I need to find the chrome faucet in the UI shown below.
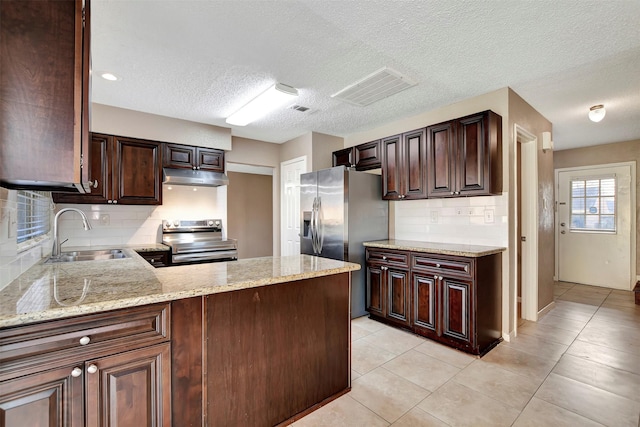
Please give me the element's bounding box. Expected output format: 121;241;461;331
51;208;92;257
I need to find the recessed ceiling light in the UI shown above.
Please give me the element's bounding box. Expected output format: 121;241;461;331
100;72;121;82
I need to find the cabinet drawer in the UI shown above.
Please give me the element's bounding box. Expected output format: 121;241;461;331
367;249;409;268
0;303;170;366
412;255;472;277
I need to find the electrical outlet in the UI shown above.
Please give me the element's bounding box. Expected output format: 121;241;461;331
484;209;495;223
456;209;463;216
430;211;438;223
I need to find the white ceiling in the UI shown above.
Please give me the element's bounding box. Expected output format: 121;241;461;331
91;0;640;150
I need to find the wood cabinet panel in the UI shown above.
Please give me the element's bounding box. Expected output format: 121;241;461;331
366;265;385;317
426;122;456;197
163;144;194;169
387;269;410;326
114;137;162;205
367;249;409;268
382;135;402;199
197;147;224;172
442;279;471;344
205;275;349;426
0;364;84;427
354;140;382;170
402;129;428;199
332;147;355;168
412;273;437;336
85;343;171;427
0;0;90;191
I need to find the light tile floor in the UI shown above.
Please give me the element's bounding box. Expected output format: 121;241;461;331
292;282;640;427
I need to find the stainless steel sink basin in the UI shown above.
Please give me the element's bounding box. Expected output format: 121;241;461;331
46;249;129;263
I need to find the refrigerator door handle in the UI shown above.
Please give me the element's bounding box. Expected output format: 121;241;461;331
317;197;324;253
311;197;318;254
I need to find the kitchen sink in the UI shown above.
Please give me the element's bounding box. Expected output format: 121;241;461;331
46;249;129;263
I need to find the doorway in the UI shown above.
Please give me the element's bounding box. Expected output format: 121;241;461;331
280;156;306;256
515;125;538;326
555;162;636;290
227;169;273;259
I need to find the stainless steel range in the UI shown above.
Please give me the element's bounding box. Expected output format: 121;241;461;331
162;219;237;265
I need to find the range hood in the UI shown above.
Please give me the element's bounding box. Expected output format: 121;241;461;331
162;168;229;187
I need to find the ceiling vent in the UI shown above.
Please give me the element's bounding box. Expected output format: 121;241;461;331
331;67;417;107
289;104;310;112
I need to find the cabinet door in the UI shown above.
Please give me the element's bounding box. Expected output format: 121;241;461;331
0;0;88;190
386;268;410;327
354;140;381;171
196;147;224;172
441;278;472;345
113;137;162;205
381;135;402;200
332;147;355;168
457;111;502;196
366;264;385;317
412;272;438;337
402;129;427;199
427;121;456;197
53;133;111;204
164;144;196;169
85;343;171;427
0;364;84;427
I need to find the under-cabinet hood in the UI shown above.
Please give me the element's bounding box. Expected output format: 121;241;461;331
162;168;229;187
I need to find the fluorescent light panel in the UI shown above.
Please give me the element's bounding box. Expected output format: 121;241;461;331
226;83;298;126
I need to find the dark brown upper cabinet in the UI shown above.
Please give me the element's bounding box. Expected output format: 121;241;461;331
331;140;382;171
54;134;163;205
382;129;427;200
0;0;91;192
164;144;225;172
427;110;502;198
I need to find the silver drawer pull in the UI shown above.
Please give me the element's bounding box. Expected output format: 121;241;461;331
436;263;440;268
87;364;98;374
434;275;438;280
382;255;387;260
71;367;82;377
79;336;91;345
464;265;469;273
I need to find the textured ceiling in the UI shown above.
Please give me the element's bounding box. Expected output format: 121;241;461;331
91;0;640;149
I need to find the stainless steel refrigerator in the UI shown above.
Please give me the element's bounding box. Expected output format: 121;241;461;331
300;166;388;318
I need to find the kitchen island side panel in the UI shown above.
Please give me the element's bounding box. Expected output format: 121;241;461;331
205;273;350;426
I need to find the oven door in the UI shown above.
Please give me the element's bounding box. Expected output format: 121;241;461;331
171;250;238;264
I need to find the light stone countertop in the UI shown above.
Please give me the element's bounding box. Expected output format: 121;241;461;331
0;250;360;329
363;239;506;257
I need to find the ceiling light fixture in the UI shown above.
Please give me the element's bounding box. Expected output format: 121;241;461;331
225;83;298;126
100;72;121;81
588;104;606;122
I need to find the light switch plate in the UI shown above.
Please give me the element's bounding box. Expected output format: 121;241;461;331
484;209;495;223
430;211;438;223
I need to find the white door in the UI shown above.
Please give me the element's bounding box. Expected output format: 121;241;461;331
556;163;635;290
280;156;306;256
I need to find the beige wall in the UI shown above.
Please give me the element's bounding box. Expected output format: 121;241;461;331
554;139;640;278
227;136;280;255
227;172;273;259
312;132;344;171
280;132;312;164
91;103;232;150
508;89;554;313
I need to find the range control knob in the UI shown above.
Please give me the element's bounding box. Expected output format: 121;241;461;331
164;221;171;228
173;220;180;227
215;220;221;226
208;220;214;226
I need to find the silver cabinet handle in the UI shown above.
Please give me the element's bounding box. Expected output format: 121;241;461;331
71;367;82;377
113;200;118;204
464;265;469;273
192;166;197;170
87;364;98;374
382;255;387;260
436;263;440;268
107;200;113;204
85;180;98;188
439;276;443;280
450;191;455;195
79;336;91;345
434;275;438;280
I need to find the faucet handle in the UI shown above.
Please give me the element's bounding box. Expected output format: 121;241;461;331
60;238;69;248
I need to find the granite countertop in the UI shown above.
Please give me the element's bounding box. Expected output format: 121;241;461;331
0;250;360;328
363;239;506;257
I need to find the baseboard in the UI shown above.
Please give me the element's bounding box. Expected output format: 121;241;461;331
537;301;556;319
502;330;513;342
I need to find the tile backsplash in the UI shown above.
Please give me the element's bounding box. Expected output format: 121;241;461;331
392;194;508;247
0;185;226;290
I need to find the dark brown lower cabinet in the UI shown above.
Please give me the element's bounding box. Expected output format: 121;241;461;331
367;248;501;355
0;364;84;427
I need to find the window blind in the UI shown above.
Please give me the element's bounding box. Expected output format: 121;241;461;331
17;190;52;243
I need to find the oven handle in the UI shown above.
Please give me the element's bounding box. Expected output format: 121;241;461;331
172;251;238;263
